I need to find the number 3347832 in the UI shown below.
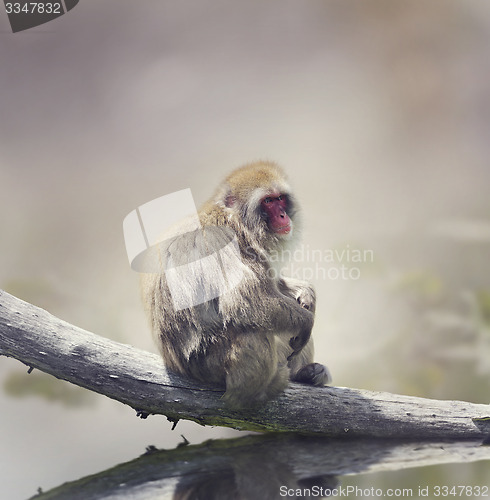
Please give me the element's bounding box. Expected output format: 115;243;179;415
5;3;62;14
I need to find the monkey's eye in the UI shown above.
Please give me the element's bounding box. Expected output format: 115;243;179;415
277;195;284;201
264;197;272;204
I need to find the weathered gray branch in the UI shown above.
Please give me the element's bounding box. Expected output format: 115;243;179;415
1;289;489;439
30;434;490;500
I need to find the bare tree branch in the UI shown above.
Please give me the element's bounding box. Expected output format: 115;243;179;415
1;289;489;439
30;434;490;500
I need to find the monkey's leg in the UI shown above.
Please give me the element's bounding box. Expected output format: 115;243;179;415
286;339;332;387
224;333;289;409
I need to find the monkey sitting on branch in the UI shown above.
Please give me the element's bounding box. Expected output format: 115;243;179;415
141;161;330;408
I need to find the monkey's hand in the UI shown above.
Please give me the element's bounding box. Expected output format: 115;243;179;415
278;278;316;313
296;287;315;312
287;327;312;360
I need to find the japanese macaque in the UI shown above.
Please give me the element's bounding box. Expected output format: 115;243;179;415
141;161;330;408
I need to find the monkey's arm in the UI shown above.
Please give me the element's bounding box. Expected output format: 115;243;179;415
147;227;315;356
221;280;314;357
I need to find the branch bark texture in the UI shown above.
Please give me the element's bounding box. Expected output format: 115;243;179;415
1;290;489;439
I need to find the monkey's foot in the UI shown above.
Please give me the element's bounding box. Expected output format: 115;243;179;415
291;363;331;386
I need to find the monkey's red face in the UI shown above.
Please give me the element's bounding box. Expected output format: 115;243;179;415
261;194;291;235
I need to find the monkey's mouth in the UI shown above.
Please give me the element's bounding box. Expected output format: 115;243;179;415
273;223;291;235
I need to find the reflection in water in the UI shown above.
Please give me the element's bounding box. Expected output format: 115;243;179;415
173;437;339;500
30;433;490;500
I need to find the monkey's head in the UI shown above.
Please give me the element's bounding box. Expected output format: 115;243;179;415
214;161;299;250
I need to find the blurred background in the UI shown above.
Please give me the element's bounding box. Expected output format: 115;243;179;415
1;1;489;498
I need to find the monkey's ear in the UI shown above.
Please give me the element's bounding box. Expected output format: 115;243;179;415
224;194;236;208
